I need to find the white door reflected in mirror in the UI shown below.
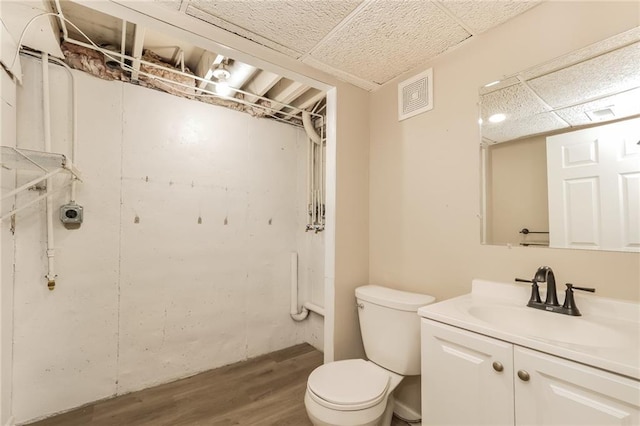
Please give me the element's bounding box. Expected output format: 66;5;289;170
547;117;640;252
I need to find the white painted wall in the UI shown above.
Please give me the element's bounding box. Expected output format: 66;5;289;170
1;67;17;426
11;56;322;423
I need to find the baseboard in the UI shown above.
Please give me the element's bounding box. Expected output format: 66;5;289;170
394;399;421;423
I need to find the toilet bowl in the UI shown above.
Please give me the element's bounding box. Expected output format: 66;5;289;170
304;359;402;426
304;285;435;426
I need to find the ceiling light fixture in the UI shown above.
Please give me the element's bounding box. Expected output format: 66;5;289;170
212;64;231;82
489;113;506;123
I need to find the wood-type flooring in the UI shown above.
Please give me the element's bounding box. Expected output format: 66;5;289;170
27;343;409;426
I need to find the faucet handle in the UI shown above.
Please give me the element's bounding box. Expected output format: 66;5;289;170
515;278;542;304
562;284;596;316
566;283;596;293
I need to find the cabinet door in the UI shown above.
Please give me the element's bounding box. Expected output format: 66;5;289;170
421;320;514;425
514;346;640;425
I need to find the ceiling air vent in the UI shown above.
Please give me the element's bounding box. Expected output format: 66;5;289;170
398;68;433;121
586;106;616;122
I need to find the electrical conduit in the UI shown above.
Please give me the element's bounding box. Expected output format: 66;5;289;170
42;53;56;289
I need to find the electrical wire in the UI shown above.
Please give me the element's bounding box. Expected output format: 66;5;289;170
1;12;60;70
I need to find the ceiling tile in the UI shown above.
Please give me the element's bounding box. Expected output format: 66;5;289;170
153;0;182;11
520;26;640;80
439;0;541;34
309;0;471;84
186;5;299;57
186;0;363;57
481;83;548;122
482;111;568;143
555;87;640;127
527;42;640;108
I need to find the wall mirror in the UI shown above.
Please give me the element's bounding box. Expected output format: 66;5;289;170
479;27;640;252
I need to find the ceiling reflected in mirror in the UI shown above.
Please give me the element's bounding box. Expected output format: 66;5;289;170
480;27;640;144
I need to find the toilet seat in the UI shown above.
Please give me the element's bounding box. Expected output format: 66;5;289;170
307;359;390;411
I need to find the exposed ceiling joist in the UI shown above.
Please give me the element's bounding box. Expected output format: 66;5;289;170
290;88;326;111
242;70;281;104
130;24;146;81
266;80;309;111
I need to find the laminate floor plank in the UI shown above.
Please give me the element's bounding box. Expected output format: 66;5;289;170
27;344;321;426
26;343;411;426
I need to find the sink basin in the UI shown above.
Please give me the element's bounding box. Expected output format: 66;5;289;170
467;305;630;348
418;279;640;380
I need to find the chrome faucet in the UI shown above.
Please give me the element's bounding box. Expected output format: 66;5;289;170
515;266;595;316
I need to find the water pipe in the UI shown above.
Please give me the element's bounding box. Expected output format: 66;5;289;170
290;252;325;322
302;111;321;145
42;53;56;290
46;55;78;202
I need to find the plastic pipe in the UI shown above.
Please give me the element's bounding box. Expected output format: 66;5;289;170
290;253;325;320
42;53;56;289
302;111;321;145
23;51;79;202
303;302;325;317
290;252;309;321
47;55;78;202
319;123;324;227
310;139;316;226
306;133;312;227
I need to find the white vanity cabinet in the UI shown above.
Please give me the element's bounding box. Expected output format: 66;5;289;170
421;319;640;426
514;346;640;425
421;320;514;425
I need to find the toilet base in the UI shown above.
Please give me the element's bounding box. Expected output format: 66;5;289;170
305;392;395;426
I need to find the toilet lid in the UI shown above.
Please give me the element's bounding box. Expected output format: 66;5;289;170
307;359;389;410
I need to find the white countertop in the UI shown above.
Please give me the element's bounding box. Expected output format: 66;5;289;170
418;279;640;380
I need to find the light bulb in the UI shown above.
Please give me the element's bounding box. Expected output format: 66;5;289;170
489;113;506;123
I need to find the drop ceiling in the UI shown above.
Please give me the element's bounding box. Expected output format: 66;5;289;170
19;0;542;125
153;0;541;89
480;27;640;143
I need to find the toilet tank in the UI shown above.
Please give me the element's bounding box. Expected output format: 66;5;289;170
356;285;435;376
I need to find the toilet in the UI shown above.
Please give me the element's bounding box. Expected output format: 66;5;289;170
305;285;435;426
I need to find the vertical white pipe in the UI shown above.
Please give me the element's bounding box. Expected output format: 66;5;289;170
290;252;298;313
320;123;325;227
61;59;77;202
313;144;320;229
42;54;56;288
311;140;316;226
307;135;312;227
44;55;78;202
290;252;309;321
